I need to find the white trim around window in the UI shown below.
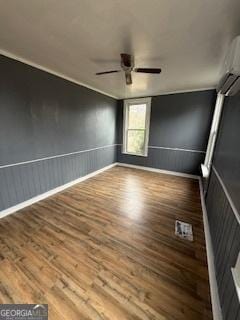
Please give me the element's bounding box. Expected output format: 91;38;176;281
201;93;225;178
122;97;151;157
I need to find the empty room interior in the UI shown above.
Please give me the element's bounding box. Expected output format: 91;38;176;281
0;1;240;319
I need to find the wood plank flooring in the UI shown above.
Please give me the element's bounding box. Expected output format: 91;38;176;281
0;166;212;320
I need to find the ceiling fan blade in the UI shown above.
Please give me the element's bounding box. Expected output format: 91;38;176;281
134;68;161;74
121;53;133;68
125;72;132;85
96;70;121;75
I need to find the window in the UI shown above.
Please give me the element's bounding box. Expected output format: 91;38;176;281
123;97;151;156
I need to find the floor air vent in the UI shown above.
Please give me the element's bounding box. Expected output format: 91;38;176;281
175;220;193;241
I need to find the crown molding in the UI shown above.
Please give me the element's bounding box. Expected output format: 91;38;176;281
0;49;118;99
0;49;216;100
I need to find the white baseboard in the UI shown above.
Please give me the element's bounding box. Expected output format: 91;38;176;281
0;159;222;320
116;162;199;179
199;179;223;320
0;162;198;219
0;163;117;219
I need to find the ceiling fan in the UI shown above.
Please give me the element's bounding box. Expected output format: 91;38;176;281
95;53;161;85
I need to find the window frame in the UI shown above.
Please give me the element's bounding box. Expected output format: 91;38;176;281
122;97;151;157
201;93;225;178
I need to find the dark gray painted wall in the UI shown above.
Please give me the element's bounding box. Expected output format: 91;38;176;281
0;55;117;164
206;170;240;320
212;96;240;213
206;95;240;320
117;91;216;174
0;54;216;213
117;146;205;175
0;55;118;211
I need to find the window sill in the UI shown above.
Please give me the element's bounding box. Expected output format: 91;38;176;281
122;151;148;158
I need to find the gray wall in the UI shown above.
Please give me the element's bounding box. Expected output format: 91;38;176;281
206;95;240;320
0;55;118;211
0;54;216;213
117;90;216;175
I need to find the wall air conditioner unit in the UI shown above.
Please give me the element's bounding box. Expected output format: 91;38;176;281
217;36;240;96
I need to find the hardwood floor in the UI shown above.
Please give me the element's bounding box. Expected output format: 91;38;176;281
0;166;212;320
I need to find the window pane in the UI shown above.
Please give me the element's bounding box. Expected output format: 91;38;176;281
128;104;146;129
127;130;145;155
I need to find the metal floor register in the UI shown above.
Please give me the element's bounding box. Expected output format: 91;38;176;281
175;220;193;241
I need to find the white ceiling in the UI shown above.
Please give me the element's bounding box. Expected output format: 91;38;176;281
1;0;240;99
